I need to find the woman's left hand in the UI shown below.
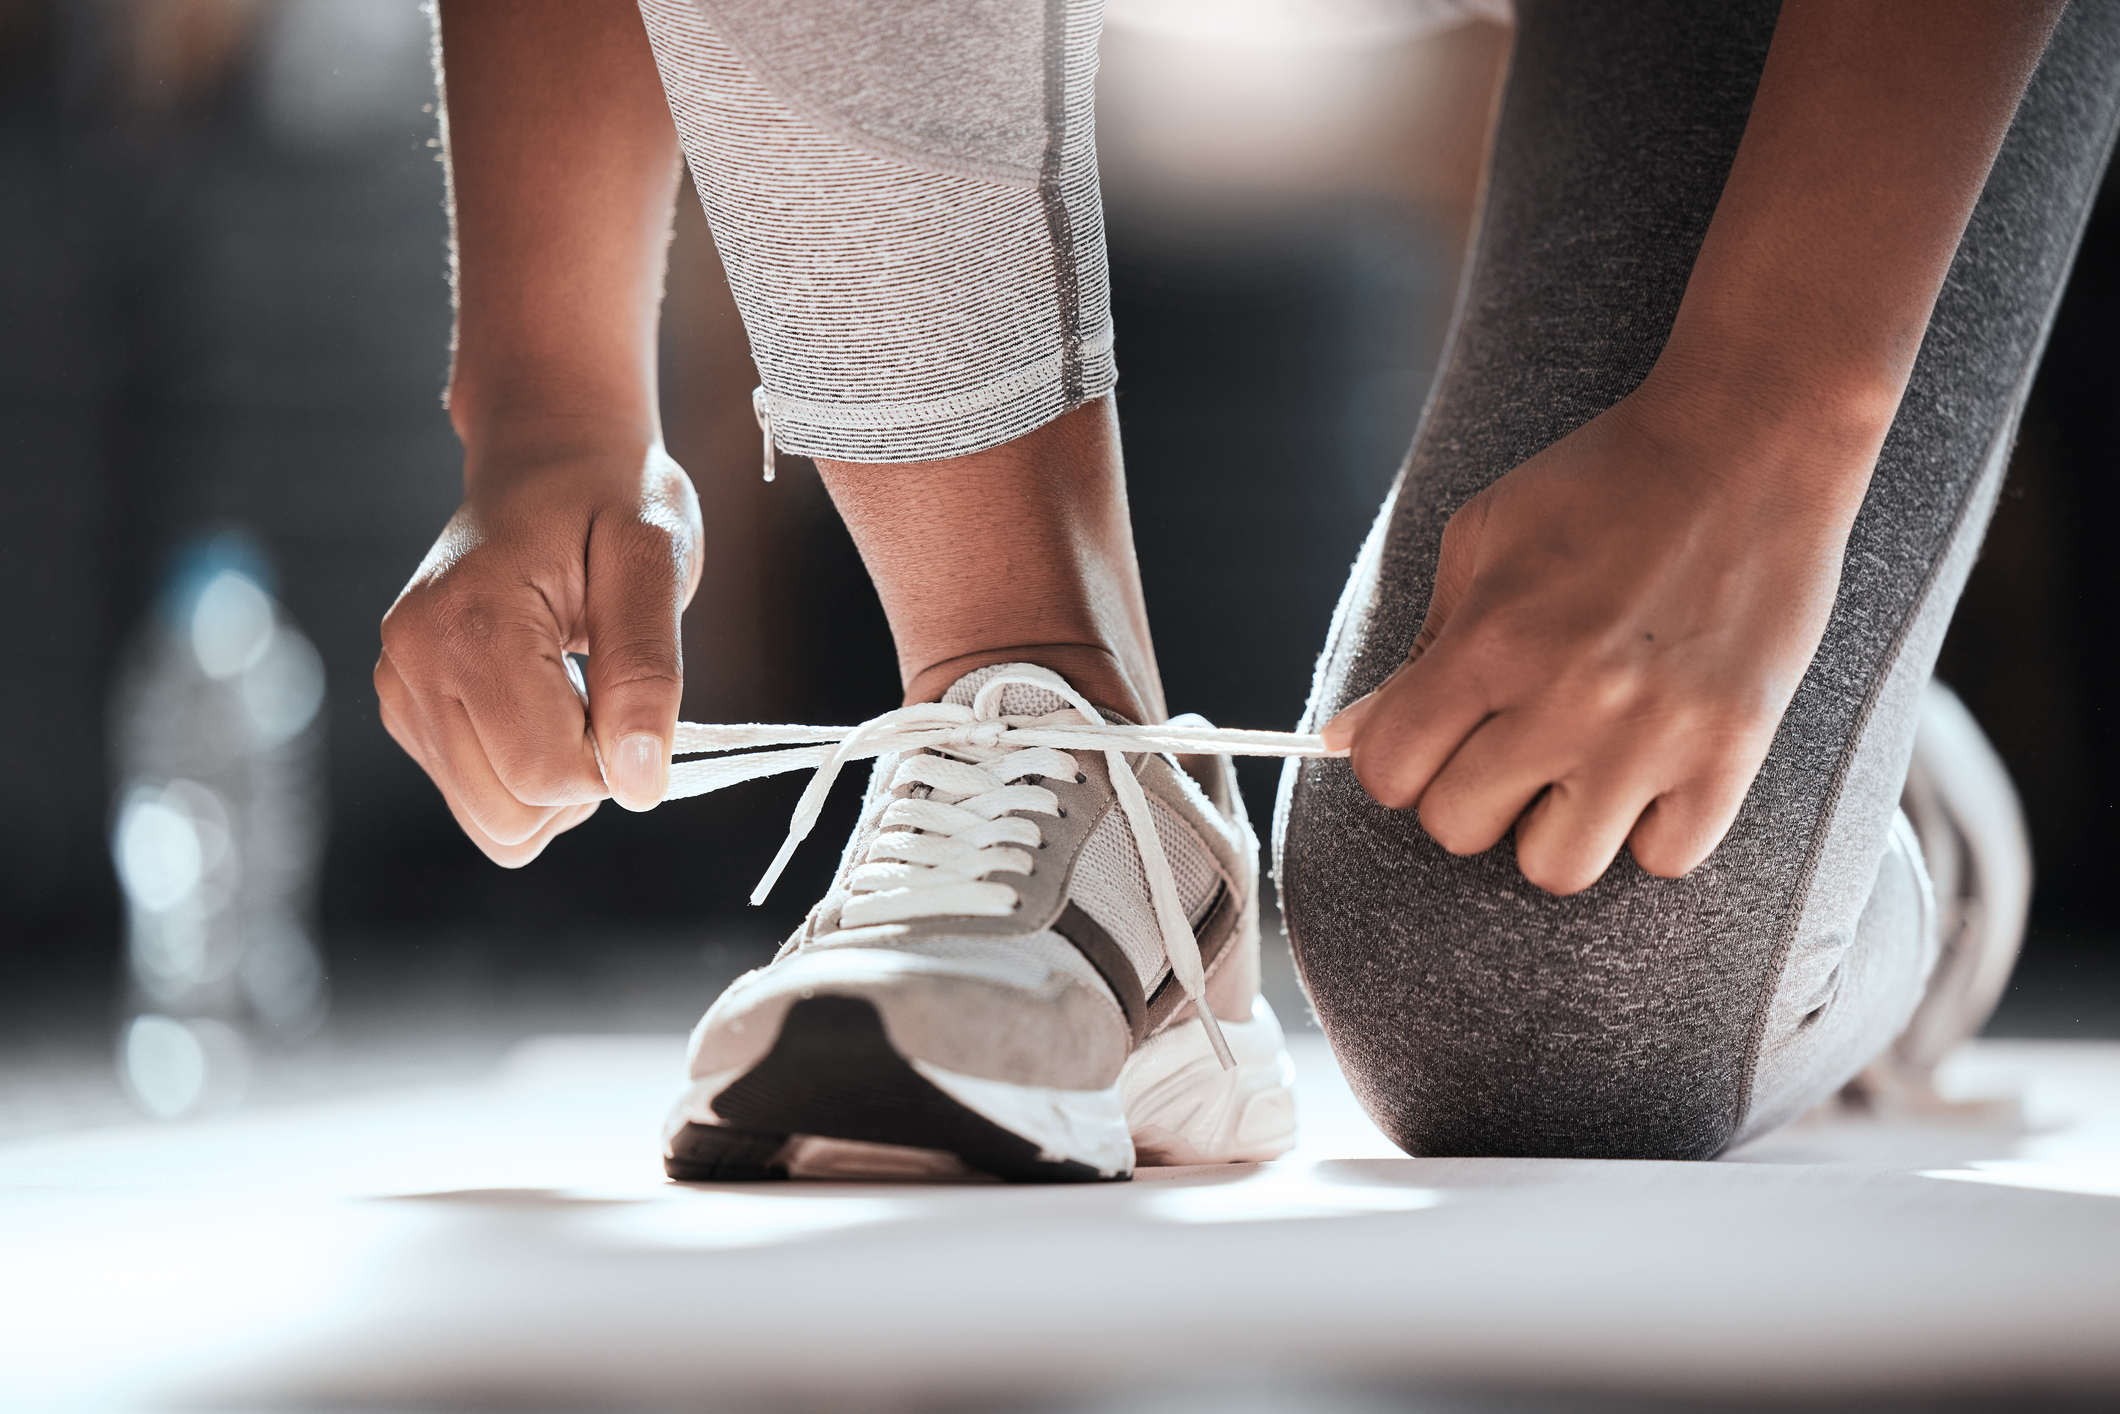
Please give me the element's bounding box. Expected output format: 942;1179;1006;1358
1322;380;1867;895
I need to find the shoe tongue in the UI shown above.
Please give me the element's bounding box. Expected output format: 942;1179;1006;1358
941;662;1078;719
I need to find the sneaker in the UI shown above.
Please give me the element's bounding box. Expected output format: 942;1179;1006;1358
1839;679;2032;1116
656;663;1325;1182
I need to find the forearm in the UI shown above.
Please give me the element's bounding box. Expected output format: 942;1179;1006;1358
437;0;681;474
1644;0;2063;511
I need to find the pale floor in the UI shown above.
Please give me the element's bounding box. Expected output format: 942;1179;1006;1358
3;1012;2118;1413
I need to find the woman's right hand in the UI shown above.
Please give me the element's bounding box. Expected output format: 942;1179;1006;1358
376;430;702;866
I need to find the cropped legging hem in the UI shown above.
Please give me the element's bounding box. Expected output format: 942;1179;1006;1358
637;0;1117;464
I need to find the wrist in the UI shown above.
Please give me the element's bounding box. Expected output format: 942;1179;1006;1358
449;351;659;466
455;405;663;497
1624;331;1897;527
1656;297;1901;423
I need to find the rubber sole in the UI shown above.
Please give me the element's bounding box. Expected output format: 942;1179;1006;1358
665;995;1123;1185
1124;995;1298;1165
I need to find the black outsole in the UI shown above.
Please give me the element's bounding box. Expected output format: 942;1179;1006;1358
665;995;1125;1185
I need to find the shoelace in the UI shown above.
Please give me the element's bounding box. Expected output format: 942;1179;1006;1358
661;665;1342;1069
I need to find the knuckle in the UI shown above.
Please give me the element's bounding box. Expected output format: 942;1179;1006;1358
376;699;417;754
610;523;681;575
478;833;545;869
1350;755;1420;812
1419;806;1489;858
467;787;572;848
1531;868;1594;897
603;503;698;577
591;635;682;681
477;818;542;851
1516;837;1597;896
1629;794;1722;879
1724;699;1786;746
384;588;530;668
483;801;596;866
1633;849;1695;881
485;738;594;809
1631;816;1715;880
585;653;683;714
490;760;578;811
377;598;428;656
1439;492;1488;548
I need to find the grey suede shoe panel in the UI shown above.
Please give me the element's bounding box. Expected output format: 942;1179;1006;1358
1276;0;2120;1160
693;960;1128;1091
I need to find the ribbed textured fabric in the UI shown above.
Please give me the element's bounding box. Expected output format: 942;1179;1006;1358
1275;0;2120;1161
637;0;1115;463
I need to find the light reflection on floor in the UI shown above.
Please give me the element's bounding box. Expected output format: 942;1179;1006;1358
1;1034;2116;1412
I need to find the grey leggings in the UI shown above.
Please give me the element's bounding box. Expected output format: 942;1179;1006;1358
638;0;1112;463
1276;0;2120;1158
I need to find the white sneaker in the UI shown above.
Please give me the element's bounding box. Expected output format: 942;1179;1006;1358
1842;680;2033;1114
657;663;1328;1182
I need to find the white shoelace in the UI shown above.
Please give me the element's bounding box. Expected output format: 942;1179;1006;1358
661;665;1342;1068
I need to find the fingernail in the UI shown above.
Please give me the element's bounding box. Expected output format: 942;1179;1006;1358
609;732;667;811
1321;692;1377;753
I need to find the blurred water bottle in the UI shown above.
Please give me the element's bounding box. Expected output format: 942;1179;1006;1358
108;529;329;1118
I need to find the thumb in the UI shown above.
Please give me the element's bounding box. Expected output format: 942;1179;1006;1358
581;517;689;812
1411;488;1490;660
1322;489;1495;752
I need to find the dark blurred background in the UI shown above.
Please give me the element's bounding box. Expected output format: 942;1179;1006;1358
1;2;2113;1119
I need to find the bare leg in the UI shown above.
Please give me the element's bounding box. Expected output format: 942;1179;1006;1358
816;395;1167;725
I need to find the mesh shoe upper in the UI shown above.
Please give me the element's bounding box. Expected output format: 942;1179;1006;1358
681;665;1265;1094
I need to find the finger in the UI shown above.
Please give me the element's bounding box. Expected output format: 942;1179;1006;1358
1511;769;1660;896
1320;690;1376;752
378;650;577;848
581;512;689;811
1341;643;1494;810
1627;761;1756;880
1328;492;1495;786
380;575;609;820
441;793;600;869
440;609;610;813
1411;489;1492;655
1409;706;1573;857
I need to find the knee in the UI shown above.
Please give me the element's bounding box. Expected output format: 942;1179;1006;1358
1329;1026;1743;1161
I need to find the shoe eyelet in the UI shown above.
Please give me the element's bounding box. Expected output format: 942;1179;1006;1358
1056;807;1067;818
1074;773;1087;784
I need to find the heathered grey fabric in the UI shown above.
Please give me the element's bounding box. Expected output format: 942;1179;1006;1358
637;0;1113;463
692;0;1052;185
1274;0;2120;1160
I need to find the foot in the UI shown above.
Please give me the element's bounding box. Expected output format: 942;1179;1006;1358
1835;680;2031;1118
661;664;1308;1182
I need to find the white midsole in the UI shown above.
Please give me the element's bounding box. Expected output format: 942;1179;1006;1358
1122;995;1298;1166
664;998;1297;1177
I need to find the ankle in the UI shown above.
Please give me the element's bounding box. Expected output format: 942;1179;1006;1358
904;643;1160;723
